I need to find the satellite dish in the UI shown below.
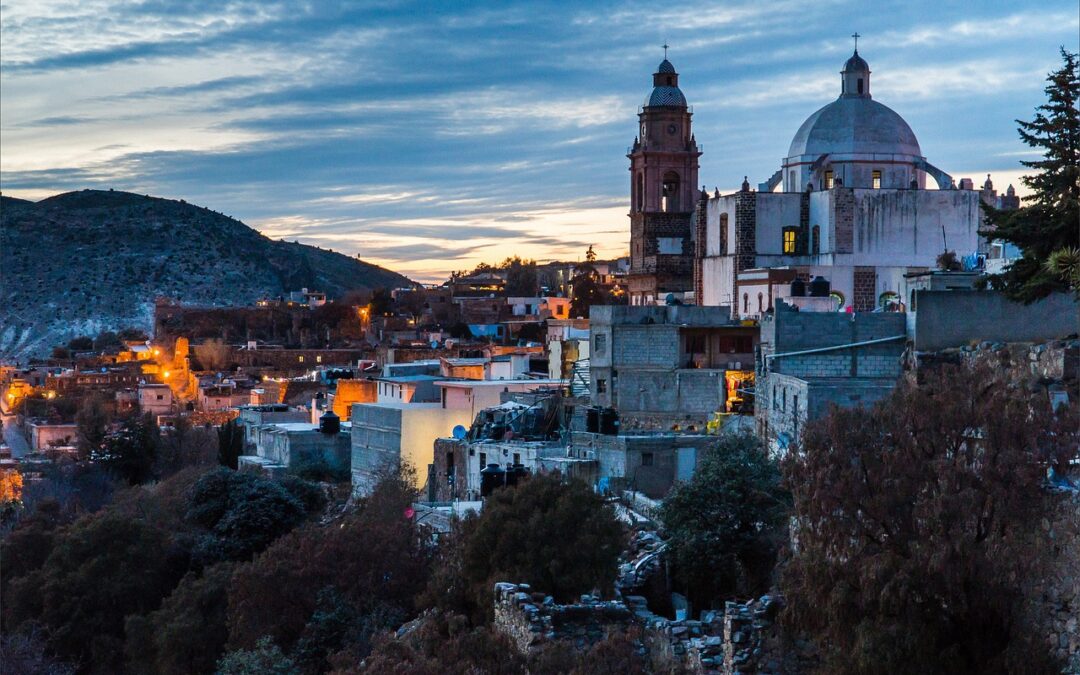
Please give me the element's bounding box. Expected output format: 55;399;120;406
452;425;467;440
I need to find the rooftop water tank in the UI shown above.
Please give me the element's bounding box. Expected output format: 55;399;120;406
790;278;807;297
480;463;506;497
319;410;340;435
808;276;831;297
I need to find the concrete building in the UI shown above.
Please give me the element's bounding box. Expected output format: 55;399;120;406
350;402;473;494
435;378;566;420
756;301;906;453
695;50;985;316
236;404;310;444
375;375;442;404
239;418;351;476
28;422;78;451
138;383;173;417
589;305;756;428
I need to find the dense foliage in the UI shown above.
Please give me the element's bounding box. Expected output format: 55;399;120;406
659;433;789;610
781;363;1078;674
982;49;1080;301
427;473;626;622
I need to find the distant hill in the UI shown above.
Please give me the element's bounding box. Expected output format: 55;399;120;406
0;189;412;360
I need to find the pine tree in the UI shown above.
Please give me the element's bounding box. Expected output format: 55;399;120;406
982;48;1079;302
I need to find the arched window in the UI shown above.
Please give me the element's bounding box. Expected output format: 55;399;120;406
757;292;764;313
811;225;820;255
829;291;845;311
719;213;729;255
824;170;834;190
742;293;749;314
636;172;644;211
661;172;680;212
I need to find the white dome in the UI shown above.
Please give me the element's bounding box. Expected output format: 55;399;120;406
787;97;921;160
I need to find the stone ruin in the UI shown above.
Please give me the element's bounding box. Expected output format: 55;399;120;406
492;530;816;674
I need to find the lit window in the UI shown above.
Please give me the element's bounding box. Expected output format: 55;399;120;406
824;171;834;189
316;355;322;363
872;170;882;189
298;356;304;363
782;229;797;254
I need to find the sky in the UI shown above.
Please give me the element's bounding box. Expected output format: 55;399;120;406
2;1;1077;282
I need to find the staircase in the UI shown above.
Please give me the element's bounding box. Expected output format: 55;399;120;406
570;357;591;397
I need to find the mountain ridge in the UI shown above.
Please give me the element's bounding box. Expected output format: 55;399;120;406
0;189;412;360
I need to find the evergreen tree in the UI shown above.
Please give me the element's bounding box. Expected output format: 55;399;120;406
982;49;1079;301
218;419;245;470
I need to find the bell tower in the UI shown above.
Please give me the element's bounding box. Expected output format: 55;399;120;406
627;51;701;305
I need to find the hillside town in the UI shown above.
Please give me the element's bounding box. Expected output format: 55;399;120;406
1;41;1078;675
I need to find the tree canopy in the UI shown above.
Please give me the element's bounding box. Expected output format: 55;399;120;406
780;363;1078;673
659;433;789;610
982;48;1080;301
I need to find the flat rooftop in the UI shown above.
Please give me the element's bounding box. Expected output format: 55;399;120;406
435;378;565;388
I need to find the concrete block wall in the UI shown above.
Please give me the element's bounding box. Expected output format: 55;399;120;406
913;291;1080;351
350;403;403;494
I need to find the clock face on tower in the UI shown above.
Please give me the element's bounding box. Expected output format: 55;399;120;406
667;123;679;135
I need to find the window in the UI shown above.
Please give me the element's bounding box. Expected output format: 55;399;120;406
316;355;322;363
857;78;864;95
872;170;881;189
641;452;654;467
156;394;163;400
757;293;764;313
811;225;821;255
513;453;521;464
298;355;305;363
596;378;607;394
782;228;798;254
479;452;486;466
743;293;749;314
594;333;607;356
719;213;729;255
830;291;846;311
824;170;834;189
661;171;680;212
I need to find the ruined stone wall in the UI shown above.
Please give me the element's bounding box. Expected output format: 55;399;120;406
1022;492;1080;670
493;583;634;654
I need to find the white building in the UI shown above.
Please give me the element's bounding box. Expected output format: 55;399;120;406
696;49;984;316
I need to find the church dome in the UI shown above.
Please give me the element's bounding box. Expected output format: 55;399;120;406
843;51;869;72
786;50;920;160
786;97;921;159
657;59;676;73
646;85;687;107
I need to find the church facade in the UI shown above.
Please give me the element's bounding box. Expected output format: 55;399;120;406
629;48;993;316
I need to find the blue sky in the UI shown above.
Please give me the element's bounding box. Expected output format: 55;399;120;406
2;1;1076;281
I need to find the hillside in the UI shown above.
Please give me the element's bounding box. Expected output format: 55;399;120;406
0;190;412;360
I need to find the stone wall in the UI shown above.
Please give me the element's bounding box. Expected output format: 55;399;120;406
1024;492;1080;670
493;582;635;654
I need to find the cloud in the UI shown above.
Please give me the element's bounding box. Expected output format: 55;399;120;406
1;0;1075;279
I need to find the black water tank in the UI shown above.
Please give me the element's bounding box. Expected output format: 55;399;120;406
808;276;831;297
319;410;340;435
585;407;600;433
480;463;506;497
790;278;807;297
599;408;620;435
